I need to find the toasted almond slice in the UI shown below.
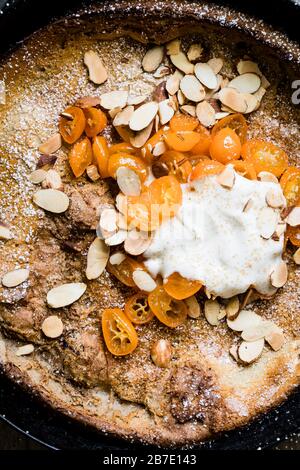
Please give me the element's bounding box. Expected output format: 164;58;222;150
261;75;270;89
152;141;167;157
219;88;247;113
181;105;196;117
86;238;109;280
2;268;29;288
270;261;288;288
153;65;171;78
204;299;220;326
100;90;128;110
0;80;5;105
86;164;100;182
243;93;259;114
41;315;64;338
229;344;239;362
217;306;227;320
286;207;300;227
177;90;185;106
127;94;147;106
129;101;158;131
38;133;61;154
265;328;284;351
0;224;12;240
158;99;175;125
258;171;278;183
184;295;201;319
142;46;164;72
115;193;127;215
227;309;262;332
42;169;62;190
109;252;126;265
180;75;205;103
194;63;218;90
130;121;153;148
293;247;300;265
273;222;286;240
117;212;128;230
105;229;127;246
75;96;101;108
228;73;261;94
168;94;179;112
241;320;274;342
132;270;156;292
195;101;215;127
225;296;240;320
113;106;134;127
29;169;47;184
253;86;266;109
243;199;254;213
217;165;235;189
166;70;183;95
100;208;118;233
166;39;181;55
237;60;261;76
257;207;279;239
109;107;122;119
207;58;223;74
238;338;264;364
33;189;69;214
47;282;86;308
116;166;141;196
266;188;285;209
84;50;107;84
215;111;230;120
16;344;35;356
124;229;152;255
187;44;203;62
170;52;194;75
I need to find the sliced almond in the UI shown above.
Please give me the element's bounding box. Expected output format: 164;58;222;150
142;46;164;72
129;101;158;131
261;75;270;89
207;58;223;74
195;101;215;128
86;164;100;182
241;321;274;342
194;63;218;90
33;189;69;214
273;222;286;240
2;268;29;288
109;107;122;119
47;283;86;308
187;44;203;62
253;86;266;109
168;94;179;112
153;65;171;78
152;141;167;157
0;80;5;105
258;171;278;183
217;165;235;189
184;295;201;319
166;70;183;95
243;93;259;114
132;270;156;292
124;229;152;255
265;328;284;351
217;306;227;320
0;224;12;240
219;88;247;113
293;247;300;265
127;94;147;106
109;252;126;265
180;75;205;103
257;207;279;239
286;207;300;227
238;339;264;364
130;121;153;148
42;169;62;190
227;309;261;332
225;296;239;320
170;52;194;75
16;344;35;356
237;60;261;76
166;39;181;55
215;111;230;120
41;315;64;339
115;193;128;215
86;238;109;280
270;261;288;288
100;208;118;234
117;212;128;230
113;106;134;127
266;188;285;209
228;73;261;94
38;133;61;154
29;169;47;184
204;299;220;326
105;229;127;246
84;50;107;84
75;96;101;108
177;90;185;106
243;199;254;213
229;344;239;362
181;105;196;117
99;90;128;110
158;99;175;125
116;166;141;196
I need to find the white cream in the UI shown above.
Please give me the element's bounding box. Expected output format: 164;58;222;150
144;171;286;298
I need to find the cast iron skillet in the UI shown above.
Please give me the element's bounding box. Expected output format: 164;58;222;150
0;0;299;450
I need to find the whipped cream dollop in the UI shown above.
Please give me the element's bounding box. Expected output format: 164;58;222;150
144;171;286;298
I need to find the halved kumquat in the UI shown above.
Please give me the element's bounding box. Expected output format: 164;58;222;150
280;167;300;206
164;272;202;300
102;308;138;356
148;286;187;328
69;137;93;177
241;139;288;177
169;113;199;132
84;107;107;137
212;113;247;143
92;135;110;178
59;106;86;144
210;127;241;164
189;159;224;181
165;131;201;152
108;153;148;182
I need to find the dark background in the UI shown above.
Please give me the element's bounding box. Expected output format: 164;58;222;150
0;0;299;451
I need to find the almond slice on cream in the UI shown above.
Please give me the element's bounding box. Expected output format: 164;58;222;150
142;46;164;72
265;188;285;209
238;338;264;364
257;207;279;239
270;261;288;288
217;165;235;189
180;105;196;117
127;94;147;106
86;238;109;280
258;171;278;183
84;50;108;85
124;229;152;256
129;101;158;131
